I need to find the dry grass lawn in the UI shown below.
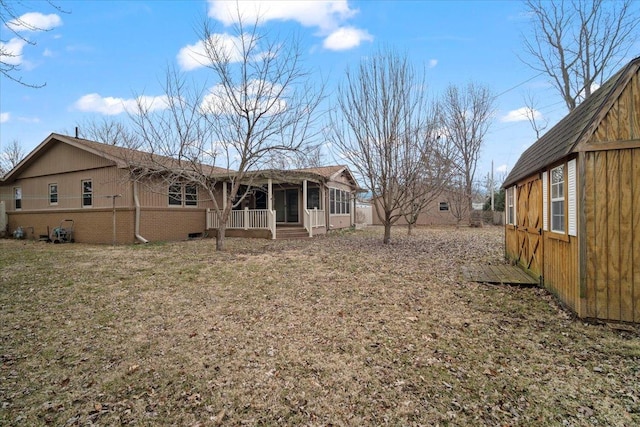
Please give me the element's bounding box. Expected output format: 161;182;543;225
1;226;639;426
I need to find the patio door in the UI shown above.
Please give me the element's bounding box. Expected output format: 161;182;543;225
275;189;299;223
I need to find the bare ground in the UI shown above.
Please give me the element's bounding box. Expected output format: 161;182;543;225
1;226;639;426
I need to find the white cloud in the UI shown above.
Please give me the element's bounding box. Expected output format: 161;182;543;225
0;38;28;66
177;33;246;71
323;27;373;51
6;12;62;32
73;93;170;116
0;112;10;123
501;107;541;123
496;164;508;173
206;0;371;52
428;59;438;68
208;0;356;30
43;48;54;57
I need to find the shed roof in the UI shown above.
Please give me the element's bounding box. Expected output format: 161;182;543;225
503;56;640;188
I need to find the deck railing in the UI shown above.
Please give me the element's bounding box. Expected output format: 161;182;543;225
303;208;326;236
207;208;274;231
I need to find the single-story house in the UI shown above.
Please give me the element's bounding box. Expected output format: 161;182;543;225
502;56;640;323
0;133;361;244
371;188;472;227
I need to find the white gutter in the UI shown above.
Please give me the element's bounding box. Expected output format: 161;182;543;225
133;181;149;244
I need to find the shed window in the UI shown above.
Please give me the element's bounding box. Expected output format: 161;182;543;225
506;186;515;225
82;180;92;207
551;165;565;233
14;187;22;210
49;184;58;205
439;202;449;211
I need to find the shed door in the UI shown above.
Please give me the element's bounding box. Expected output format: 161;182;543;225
516;176;543;281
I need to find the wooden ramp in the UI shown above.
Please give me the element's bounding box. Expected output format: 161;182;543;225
462;264;539;286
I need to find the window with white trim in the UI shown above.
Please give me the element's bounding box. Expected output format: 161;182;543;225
307;187;320;209
49;183;58;205
329;188;350;214
185;185;197;206
169;184;198;207
82;180;92;207
551;165;565;233
506;186;515;225
14;187;22;210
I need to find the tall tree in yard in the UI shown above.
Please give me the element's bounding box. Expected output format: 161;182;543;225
0;139;25;176
128;10;323;251
521;0;639;111
330;48;448;244
440;82;494;226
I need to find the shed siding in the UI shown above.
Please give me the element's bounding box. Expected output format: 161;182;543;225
591;71;639;142
584;148;640;322
543;235;579;313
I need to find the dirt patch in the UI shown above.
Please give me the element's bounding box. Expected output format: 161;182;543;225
1;226;638;425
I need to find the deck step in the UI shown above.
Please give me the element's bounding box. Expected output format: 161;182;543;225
276;227;311;239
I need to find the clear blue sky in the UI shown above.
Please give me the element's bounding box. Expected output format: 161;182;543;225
2;0;638;186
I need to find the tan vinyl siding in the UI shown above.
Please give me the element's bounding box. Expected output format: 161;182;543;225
19;140;115;178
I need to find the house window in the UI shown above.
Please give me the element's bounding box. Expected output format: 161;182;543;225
14;187;22;210
307;187;320;209
185;185;197;206
330;188;336;214
82;180;92;207
169;184;198;207
329;188;350;214
439;201;449;211
551;165;565;233
49;184;58;205
169;184;182;206
506;187;515;225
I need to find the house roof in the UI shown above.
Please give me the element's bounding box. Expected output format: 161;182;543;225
1;133;230;183
2;133;361;189
503;56;640;188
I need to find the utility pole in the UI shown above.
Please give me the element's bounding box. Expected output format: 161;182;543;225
490;160;495;211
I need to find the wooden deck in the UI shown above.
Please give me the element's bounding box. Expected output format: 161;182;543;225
462;264;539;286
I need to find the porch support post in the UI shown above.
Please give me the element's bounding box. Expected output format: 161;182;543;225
303;179;311;237
222;181;227;210
268;178;275;239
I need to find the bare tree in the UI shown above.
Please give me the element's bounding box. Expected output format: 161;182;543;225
400;129;456;235
0;139;25;175
522;91;548;139
447;175;469;227
330;48;443;244
74;117;141;148
1;0;65;87
521;0;639;111
440;82;494;226
128;12;323;251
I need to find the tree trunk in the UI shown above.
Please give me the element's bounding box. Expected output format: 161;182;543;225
216;222;226;251
407;221;414;236
383;223;392;244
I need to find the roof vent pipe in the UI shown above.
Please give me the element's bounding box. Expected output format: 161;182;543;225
75;126;79;138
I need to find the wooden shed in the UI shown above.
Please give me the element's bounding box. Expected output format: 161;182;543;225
502;56;640;323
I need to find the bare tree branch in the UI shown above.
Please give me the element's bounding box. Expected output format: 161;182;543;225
521;0;639;111
330;48;450;244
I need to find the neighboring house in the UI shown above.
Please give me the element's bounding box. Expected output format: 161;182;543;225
371;188;470;227
502;56;640;323
0;133;361;244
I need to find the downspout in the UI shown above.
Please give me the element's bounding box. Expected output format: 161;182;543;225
133;181;149;244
